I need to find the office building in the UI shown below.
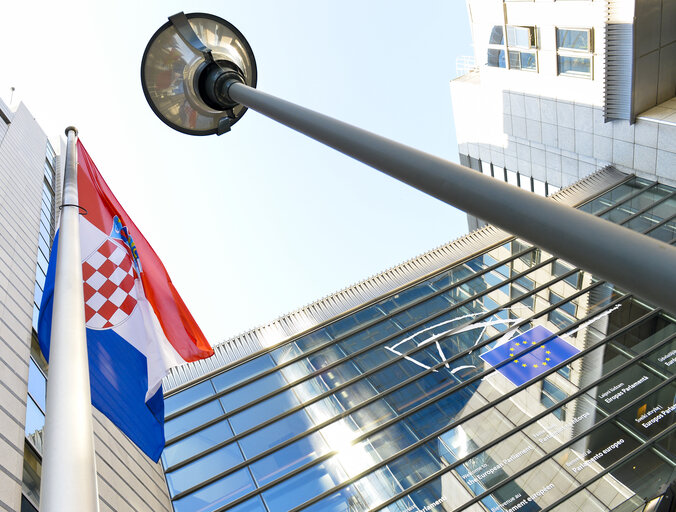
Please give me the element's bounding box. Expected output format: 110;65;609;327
160;165;676;512
0;97;171;511
450;0;676;230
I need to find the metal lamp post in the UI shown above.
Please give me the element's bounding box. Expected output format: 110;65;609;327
141;12;676;316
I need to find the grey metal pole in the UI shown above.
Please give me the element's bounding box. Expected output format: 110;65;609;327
40;127;99;512
226;81;676;315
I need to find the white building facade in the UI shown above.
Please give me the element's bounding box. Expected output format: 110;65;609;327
451;0;676;230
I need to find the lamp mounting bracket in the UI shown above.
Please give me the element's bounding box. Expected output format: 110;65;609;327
169;12;214;63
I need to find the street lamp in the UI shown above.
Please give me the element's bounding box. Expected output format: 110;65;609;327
141;12;676;315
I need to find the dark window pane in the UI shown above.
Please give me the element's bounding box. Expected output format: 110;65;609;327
229;388;300;434
540;379;567;420
324;305;385;340
489;25;504;44
22;443;42;508
220;370;287;412
558;55;591;76
557;28;590;50
44;162;54;188
487;49;506;68
648;219;676;242
164;400;224;441
165;380;215;417
508;50;521;69
166;443;244;496
162;419;234;468
521;52;536;70
261;460;347;512
172;468;256;512
211;354;276;394
239;408;315;459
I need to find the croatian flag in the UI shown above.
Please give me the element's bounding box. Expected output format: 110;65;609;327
37;140;214;461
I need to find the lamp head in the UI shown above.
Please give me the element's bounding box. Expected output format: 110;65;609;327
141;12;257;136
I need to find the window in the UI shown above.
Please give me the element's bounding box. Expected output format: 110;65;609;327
540;379;567;420
556;28;593;78
486;25;538;71
507;26;537;71
45;141;56;169
507;26;535;49
486;26;505;68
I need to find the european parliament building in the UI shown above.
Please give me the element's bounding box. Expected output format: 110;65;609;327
160;166;676;512
159;1;676;509
3;0;676;510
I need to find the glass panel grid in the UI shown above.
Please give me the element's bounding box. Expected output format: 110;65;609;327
163;178;676;511
165;245;546;448
168;272;624;504
164;242;535;422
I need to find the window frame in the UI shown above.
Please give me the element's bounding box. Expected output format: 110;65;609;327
556;27;594;79
486;24;539;72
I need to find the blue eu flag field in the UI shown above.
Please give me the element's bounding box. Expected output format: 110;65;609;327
480;325;579;386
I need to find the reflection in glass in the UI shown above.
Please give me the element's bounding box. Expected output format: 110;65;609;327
165;399;224;441
557;28;590;50
172;468;256;512
165;380;215;418
166;442;244;496
162;419;234;468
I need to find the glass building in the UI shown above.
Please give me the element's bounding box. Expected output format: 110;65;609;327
161;170;676;512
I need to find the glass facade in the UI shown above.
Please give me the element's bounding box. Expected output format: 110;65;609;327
460;154;560;198
163;176;676;512
22;140;56;511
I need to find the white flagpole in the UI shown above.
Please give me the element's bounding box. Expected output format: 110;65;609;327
40;127;99;511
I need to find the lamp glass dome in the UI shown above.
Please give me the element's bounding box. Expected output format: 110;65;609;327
141;13;257;135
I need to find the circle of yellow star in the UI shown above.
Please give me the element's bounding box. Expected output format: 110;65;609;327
533;364;538;368
522;363;527;367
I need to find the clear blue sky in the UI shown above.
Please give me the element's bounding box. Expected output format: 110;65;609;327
1;1;473;344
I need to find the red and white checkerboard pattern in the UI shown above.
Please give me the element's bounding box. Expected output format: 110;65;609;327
82;239;138;329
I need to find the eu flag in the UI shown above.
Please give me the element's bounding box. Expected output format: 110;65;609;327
480;325;579;386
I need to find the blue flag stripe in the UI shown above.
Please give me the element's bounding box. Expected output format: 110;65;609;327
37;232;165;461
